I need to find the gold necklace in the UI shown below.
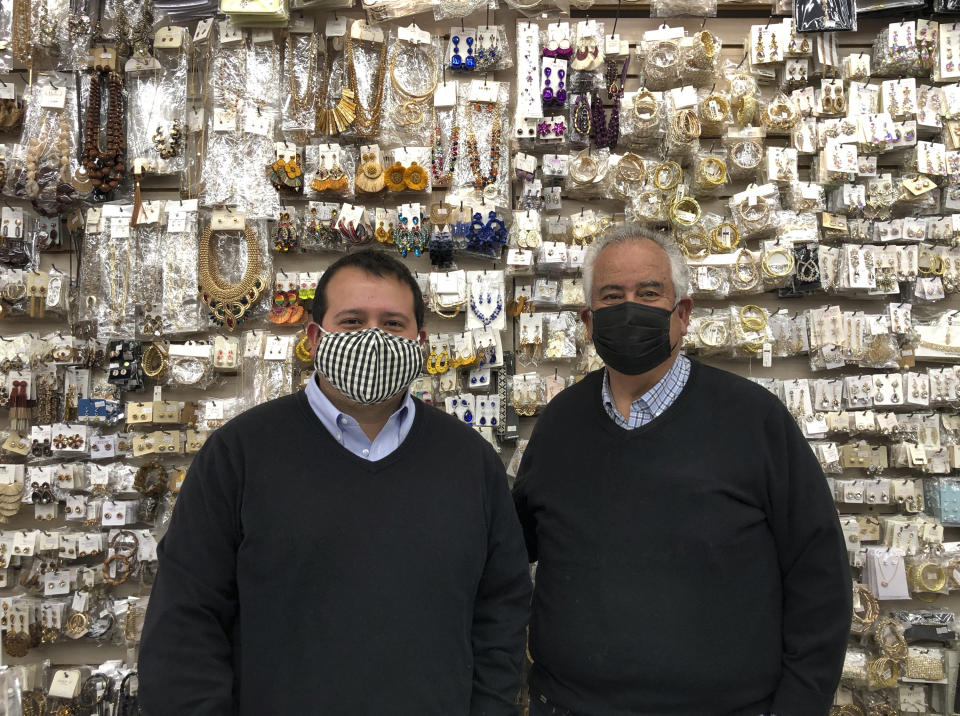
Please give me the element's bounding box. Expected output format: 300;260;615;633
287;33;318;117
389;40;438;127
345;33;387;137
197;224;266;331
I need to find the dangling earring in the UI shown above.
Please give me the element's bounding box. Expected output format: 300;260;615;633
328;154;348;193
311;153;330;192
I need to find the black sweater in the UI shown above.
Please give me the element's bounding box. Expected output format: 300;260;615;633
513;362;851;716
139;392;531;716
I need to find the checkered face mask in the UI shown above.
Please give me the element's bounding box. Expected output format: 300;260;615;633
314;327;423;405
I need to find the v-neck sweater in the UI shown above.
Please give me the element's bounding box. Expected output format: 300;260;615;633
139;391;531;716
513;361;851;716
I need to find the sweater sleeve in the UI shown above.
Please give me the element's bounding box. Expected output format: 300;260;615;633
470;447;533;716
765;405;852;716
139;433;242;716
511;432;540;563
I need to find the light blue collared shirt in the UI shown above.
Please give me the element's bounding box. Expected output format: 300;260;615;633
601;355;691;429
305;372;416;460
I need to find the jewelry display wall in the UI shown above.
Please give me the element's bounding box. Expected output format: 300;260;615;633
2;2;960;714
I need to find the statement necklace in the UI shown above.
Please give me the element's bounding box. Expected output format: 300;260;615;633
465;101;502;199
197;224;266;331
83;69;126;198
345;33;387;137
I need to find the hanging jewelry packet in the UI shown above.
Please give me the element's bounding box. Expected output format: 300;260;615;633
282;19;321;134
794;0;856;33
125;25;189;179
304;143;355;198
5;73;81;217
77;204;138;340
196;211;272;331
54;0;94;71
341;20;387;140
453;80;510;206
31;0;70;64
382;25;441;146
162;199;204;335
130;200;166;340
200;20;281;219
433;0;490;23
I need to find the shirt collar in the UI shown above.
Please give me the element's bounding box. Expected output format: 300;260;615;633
601;355;689;421
305;372;414;432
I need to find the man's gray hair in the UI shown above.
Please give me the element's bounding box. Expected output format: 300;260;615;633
582;224;690;304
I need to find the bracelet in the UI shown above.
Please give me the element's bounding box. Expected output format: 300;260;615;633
911;561;947;592
850;584;879;633
652;161;682;191
918;252;945;276
697;157;727;186
671;109;701;143
697;319;729;347
700;93;730;124
730;140;762;171
710;222;741;252
679;231;710;259
102;554;132;586
761;247;796;278
737;197;771;227
170;356;208;386
762;98;798;130
874;617;908;660
739;304;767;332
867;656;900;688
633;90;659;125
730;249;761;290
635;190;664;219
570;154;599;184
134;461;169;499
649;40;680;70
614;153;647;199
109;530;140;558
141;343;168;378
669;197;701;227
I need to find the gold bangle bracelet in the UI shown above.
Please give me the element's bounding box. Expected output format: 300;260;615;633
679;231;710;259
912;562;947;592
570;154;599;184
633;90;659;124
730;249;761;290
697;157;727;186
850;584;879;633
141;344;168;378
737;197;771;227
669;197;702;227
671;109;701;142
867;656;900;688
710;222;741;252
697;319;728;347
874;617;908;660
739;304;767;332
919;252;945;276
653;161;682;191
700;93;730;124
761;248;796;278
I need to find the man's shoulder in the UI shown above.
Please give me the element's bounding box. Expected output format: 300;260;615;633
689;360;783;412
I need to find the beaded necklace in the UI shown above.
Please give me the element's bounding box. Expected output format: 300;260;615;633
83;69;126;198
431;109;459;185
465;101;502;199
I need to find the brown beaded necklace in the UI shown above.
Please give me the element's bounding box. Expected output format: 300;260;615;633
83;69;126;197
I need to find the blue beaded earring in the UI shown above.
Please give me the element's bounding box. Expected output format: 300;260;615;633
450;36;462;70
464;36;476;70
490;401;498;426
479;401;487;425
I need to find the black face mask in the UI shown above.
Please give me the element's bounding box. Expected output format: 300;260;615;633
591;301;679;375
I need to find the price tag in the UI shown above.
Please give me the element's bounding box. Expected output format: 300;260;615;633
469;80;500;103
194;18;214;43
326;16;347;37
167;211;187;233
244;109;273;137
154;26;184;49
213;107;237;132
434;81;457;108
218;19;244;45
40;85;66;109
290;15;314;33
110;217;130;239
0;83;15;100
188;107;204;133
211;208;245;231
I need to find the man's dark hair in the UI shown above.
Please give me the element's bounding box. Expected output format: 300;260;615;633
311;249;425;329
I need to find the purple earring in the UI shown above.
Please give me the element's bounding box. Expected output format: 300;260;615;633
556;69;567;106
542;67;553;104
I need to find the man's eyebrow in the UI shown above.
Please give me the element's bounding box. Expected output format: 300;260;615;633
597;281;664;292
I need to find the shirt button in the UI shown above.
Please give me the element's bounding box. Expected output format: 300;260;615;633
339;416;349;425
361;449;370;457
337;433;343;441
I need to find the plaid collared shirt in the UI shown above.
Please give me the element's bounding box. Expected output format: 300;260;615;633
601;355;691;429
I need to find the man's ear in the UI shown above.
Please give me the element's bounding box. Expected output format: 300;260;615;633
580;306;592;333
306;322;323;352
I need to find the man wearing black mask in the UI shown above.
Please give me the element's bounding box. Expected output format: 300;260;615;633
513;226;851;716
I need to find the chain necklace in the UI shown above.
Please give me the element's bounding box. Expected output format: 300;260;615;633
287;32;318;118
344;33;387;137
197;224;266;331
83;70;126;197
431;110;459;185
465;101;502;199
389;40;438;127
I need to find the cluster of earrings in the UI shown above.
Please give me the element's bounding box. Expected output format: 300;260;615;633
450;35;476;71
541;67;567;108
268;290;305;324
